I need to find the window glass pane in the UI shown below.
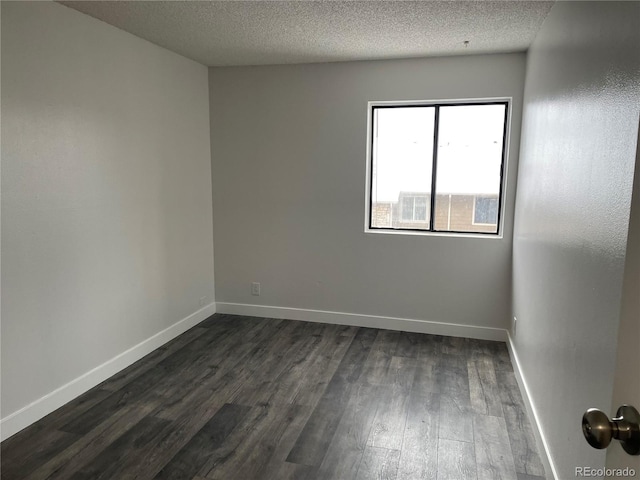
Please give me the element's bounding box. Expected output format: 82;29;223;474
414;196;428;221
401;196;415;221
433;104;505;233
371;107;435;229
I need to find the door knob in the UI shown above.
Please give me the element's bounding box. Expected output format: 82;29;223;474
582;405;640;455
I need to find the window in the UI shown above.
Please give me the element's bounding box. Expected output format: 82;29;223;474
367;101;508;235
401;195;429;222
473;196;499;225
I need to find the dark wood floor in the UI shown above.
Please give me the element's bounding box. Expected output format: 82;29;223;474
1;314;546;480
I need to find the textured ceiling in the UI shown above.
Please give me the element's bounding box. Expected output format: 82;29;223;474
59;1;555;66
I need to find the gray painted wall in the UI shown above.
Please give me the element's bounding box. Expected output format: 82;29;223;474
1;2;215;418
209;54;525;330
512;2;640;477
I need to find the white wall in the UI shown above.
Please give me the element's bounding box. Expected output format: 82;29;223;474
1;1;214;433
512;2;640;478
209;54;525;332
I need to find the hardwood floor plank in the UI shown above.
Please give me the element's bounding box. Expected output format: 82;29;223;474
416;334;443;359
286;327;377;467
411;356;439;395
67;416;170;480
437;438;477;480
200;404;312;479
155;320;272;419
253;406;316;480
384;356;417;391
155;319;296;421
153;403;251;480
28;400;162;480
396;392;439;480
468;356;503;417
147;317;270;398
495;370;545;477
0;388;112;479
358;330;400;386
468;356;488;415
230;322;323;405
440;336;466;355
191;403;279;477
153;337;260;421
355;446;401;480
465;338;494;356
316;385;380;480
435;353;470;395
284;383;354;467
58;388;147;436
366;385;410;450
220;320;300;395
116;398;229;480
140;320;281;414
360;352;417;393
260;462;317;480
276;326;354;407
394;331;423;358
494;369;522;407
0;429;80;480
439;391;473;443
474;414;518;480
489;341;514;372
333;327;379;383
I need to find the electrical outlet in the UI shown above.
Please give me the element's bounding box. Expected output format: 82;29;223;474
251;282;261;296
199;296;207;307
513;316;517;336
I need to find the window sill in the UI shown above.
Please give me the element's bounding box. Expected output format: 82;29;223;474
364;228;503;240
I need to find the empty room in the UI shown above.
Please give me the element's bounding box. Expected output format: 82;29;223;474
1;1;639;479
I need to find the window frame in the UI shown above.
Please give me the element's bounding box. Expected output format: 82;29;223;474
364;98;510;237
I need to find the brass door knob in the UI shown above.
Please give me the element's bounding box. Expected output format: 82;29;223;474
582;405;640;455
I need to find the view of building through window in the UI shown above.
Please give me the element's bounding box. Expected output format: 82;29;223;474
369;102;507;234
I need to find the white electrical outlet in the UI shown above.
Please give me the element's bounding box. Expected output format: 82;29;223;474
251;282;261;296
513;316;517;336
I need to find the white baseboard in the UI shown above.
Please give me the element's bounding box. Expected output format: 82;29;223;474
506;332;559;480
0;302;217;441
216;302;507;341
